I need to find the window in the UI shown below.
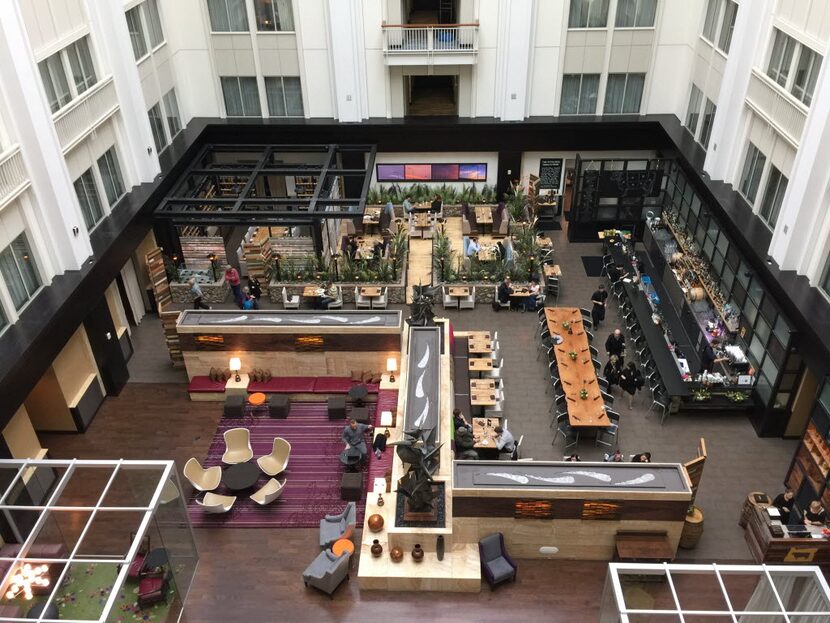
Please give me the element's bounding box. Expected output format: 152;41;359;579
264;77;303;117
254;0;295;31
766;29;823;106
221;77;261;117
66;38;97;95
685;84;703;135
0;234;41;311
97;147;125;207
147;103;167;152
162;89;182;137
207;0;249;31
145;0;165;48
699;98;716;148
125;6;148;60
38;53;72;112
74;169;105;231
759;166;787;229
560;74;600;114
604;73;645;114
821;257;830;298
0;302;7;333
739;143;766;204
615;0;657;27
702;0;719;41
568;0;609;28
717;1;737;53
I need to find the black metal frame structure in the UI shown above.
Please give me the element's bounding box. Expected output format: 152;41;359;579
154;143;376;226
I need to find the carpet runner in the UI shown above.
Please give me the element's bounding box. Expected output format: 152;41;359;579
187;391;398;529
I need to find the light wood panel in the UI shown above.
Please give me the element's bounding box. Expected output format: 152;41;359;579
183;351;398;380
2;406;43;460
52;326;103;407
24;368;75;432
105;282;129;337
406;238;433;303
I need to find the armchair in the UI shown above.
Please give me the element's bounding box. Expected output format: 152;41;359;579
302;550;350;598
127;533;150;581
319;502;356;548
137;570;170;608
478;532;517;589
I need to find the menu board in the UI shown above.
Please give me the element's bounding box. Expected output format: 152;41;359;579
538;158;563;190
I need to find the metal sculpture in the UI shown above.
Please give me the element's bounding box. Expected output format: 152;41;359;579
407;284;440;326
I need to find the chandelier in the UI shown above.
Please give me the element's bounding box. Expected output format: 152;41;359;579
5;563;49;600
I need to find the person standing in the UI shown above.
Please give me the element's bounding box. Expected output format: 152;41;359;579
341;418;374;462
603;355;622;393
247;275;262;309
772;489;795;524
224;264;241;303
619;362;643;409
381;199;394;233
591;284;608;328
605;328;626;365
189;278;211;310
403;194;414;215
240;286;255;310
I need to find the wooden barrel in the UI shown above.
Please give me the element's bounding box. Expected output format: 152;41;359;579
690;287;706;301
679;506;704;549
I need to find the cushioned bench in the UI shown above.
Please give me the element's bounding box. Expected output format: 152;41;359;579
188;376;227;401
248;377;317;394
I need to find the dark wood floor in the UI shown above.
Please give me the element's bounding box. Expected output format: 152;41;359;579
40;384;611;622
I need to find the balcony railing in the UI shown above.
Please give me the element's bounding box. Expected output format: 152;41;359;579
382;24;479;63
53;76;119;153
746;69;808;146
0;146;30;208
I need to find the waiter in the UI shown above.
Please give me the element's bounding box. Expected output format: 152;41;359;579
590;284;608;328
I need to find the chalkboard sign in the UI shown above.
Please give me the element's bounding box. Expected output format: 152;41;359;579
538;158;563;190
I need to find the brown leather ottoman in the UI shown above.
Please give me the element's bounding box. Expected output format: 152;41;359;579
340;472;363;501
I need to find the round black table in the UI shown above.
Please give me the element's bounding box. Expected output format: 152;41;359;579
222;462;261;491
142;547;168;571
348;384;368;406
339;448;361;472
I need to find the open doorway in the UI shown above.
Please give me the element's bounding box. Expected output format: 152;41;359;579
406;75;458;116
407;0;456;24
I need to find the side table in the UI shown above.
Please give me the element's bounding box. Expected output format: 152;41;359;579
225;373;250;398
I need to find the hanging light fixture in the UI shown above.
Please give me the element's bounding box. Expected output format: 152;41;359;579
5;563;50;600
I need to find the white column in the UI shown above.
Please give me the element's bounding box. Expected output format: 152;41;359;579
703;0;774;180
85;0;160;182
0;1;91;271
768;56;830;275
495;0;533;121
326;0;368;122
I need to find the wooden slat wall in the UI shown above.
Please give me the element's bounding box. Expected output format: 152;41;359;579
180;236;227;271
145;247;184;367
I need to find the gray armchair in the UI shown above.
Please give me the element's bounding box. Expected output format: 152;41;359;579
302;550;350;598
479;532;517;589
318;502;356;548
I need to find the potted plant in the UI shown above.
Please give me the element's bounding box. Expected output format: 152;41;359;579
568;350;578;361
579;388;589;400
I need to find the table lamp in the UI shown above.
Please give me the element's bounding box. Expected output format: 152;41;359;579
229;357;241;382
380;410;394;437
387;357;397;383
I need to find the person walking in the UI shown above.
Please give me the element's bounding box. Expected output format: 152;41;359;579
591;284;608;328
189;278;210;310
619;361;643;409
603;355;622;393
605;328;626;365
224;264;241;304
247;276;262;309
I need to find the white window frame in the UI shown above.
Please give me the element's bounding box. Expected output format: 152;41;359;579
254;0;295;32
96;145;126;208
766;27;823;107
684;84;704;136
0;232;43;315
144;0;166;50
568;0;610;29
264;76;304;117
37;35;99;114
73;167;107;232
700;0;738;55
757;165;787;230
614;0;657;29
699;98;716;149
147;102;168;153
207;0;250;33
125;5;149;61
603;73;646;114
162;89;183;140
559;74;600;115
738;142;767;205
220;76;262;117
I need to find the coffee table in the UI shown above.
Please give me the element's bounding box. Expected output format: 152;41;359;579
339;447;361;472
222;462;261;491
142;547;169;571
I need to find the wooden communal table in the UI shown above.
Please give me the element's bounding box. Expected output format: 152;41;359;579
414;212;430;228
537;235;553;250
477;245;497;262
543;264;562;278
545;307;609;428
472;416;500;450
468;357;493;377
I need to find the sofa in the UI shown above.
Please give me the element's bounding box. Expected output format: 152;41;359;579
189;375;380;401
319;502;356;548
302;550;350;598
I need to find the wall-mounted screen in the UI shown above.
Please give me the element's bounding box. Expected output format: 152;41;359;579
376;163;488;182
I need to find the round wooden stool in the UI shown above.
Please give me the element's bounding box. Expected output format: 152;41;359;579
332;538;355;558
248;392;267;406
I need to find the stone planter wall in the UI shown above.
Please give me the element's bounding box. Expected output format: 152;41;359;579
170;278;229;304
369;203;491;219
269;276;407;306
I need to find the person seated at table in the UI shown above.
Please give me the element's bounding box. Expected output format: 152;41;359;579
403;194;414;215
453;408;471;433
342;418;374;462
497;277;512;308
466;237;481;257
631;452;652;463
372;240;385;262
430;194;443;214
319;281;339;310
604;449;624;462
523;280;541;312
605;328;626;365
804;500;827;527
607;263;629;284
603;355;622;392
772;489;796;524
564;454;581;462
455;428;478;460
492;200;507;230
240;286;255;310
493;426;515;454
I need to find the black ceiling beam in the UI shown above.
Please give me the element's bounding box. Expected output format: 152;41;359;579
232;147;273;214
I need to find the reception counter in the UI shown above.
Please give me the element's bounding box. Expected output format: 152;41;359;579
744;504;830;565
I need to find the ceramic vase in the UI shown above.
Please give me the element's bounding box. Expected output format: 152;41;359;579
412;543;424;562
371;539;383;557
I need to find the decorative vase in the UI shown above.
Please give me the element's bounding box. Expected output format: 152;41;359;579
367;514;384;533
390;547;404;562
412;543;424;562
436;535;445;561
371;539;383;558
377;493;385;507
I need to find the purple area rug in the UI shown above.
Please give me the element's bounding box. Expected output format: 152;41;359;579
187;402;374;528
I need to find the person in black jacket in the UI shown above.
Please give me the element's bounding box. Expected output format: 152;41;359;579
605;329;626;365
591;284;608;328
619;362;643;409
603;355;622;393
772;489;795;524
497;277;512;306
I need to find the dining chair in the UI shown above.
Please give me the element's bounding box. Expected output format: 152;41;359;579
257;437;291;476
250;478;286;506
459;286;476;310
196;492;236;514
372;287;388;309
282;287;300;310
596;411;620;448
354;287;372;309
183;458;221;492
222;428;253;464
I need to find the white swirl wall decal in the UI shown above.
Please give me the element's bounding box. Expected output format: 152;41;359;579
320;316;349;323
526;475;577;484
291;318;322;324
215;315;248;323
613;473;656;486
354;316;382;325
561;471;613;482
262;317;283;323
415;371;425;398
414;398;430;427
485;473;530;484
417;345;430;368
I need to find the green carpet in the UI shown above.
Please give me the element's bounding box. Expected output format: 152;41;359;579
7;563;175;622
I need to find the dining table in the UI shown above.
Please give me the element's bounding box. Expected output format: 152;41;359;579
543;264;562;278
544;307;609;429
475;206;493;232
468;357;493;377
467;331;492;355
472;415;501;450
469;378;498;413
